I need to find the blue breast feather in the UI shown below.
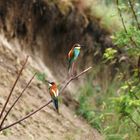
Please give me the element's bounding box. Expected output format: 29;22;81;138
74;48;80;60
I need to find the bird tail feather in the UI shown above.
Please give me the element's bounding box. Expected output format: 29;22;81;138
68;63;71;71
53;98;59;114
68;60;72;71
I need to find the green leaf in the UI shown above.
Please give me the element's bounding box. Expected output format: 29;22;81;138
103;48;117;61
36;72;46;82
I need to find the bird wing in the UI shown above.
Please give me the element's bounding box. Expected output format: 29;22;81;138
52;89;58;97
56;89;59;96
50;88;59;113
50;88;58;98
68;49;74;61
68;49;75;70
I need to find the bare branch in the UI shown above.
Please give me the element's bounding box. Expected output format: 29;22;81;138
128;115;140;130
59;66;92;94
0;100;52;131
0;66;92;131
0;56;29;119
0;73;36;128
116;0;127;33
116;0;138;48
128;0;140;29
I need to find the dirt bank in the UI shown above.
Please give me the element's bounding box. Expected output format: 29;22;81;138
0;0;116;139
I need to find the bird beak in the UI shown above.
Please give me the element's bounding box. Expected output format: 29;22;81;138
80;45;85;48
45;80;51;84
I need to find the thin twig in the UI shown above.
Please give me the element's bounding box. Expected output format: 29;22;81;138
0;66;92;131
116;0;138;48
128;0;140;79
127;81;139;100
0;73;36;128
126;81;140;116
128;0;140;29
59;66;92;94
127;0;140;79
116;0;140;129
116;0;127;32
136;109;140;115
0;100;52;131
116;0;140;79
127;0;140;76
0;56;29;119
128;115;140;129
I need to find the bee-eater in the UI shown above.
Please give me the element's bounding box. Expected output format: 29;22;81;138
48;82;59;113
68;43;81;73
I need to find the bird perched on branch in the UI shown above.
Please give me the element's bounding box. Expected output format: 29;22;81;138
48;82;59;113
68;43;81;75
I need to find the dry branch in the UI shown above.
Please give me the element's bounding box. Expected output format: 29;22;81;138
0;66;92;131
0;100;52;131
0;56;29;120
59;66;92;94
0;73;36;128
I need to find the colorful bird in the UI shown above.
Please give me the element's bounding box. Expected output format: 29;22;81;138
48;82;59;113
68;43;81;73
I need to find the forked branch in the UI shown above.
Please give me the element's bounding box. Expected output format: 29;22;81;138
0;66;92;131
0;73;36;128
59;66;92;94
0;100;52;131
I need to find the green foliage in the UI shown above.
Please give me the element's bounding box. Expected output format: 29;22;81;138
77;82;103;132
77;1;140;140
36;72;46;83
103;48;117;61
112;26;140;56
77;79;140;140
112;95;140;116
101;1;140;139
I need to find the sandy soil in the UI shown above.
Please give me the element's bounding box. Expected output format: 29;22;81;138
0;37;103;140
